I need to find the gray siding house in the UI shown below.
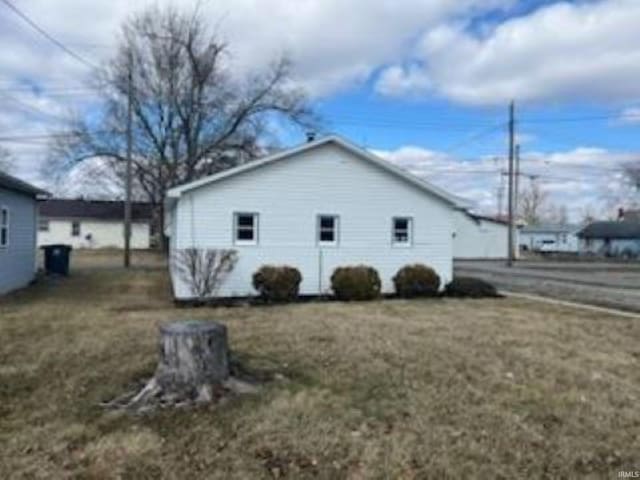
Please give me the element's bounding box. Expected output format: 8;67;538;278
578;221;640;258
0;172;48;294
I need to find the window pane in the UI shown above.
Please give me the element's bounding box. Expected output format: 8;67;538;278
394;231;408;242
237;228;254;240
38;219;49;232
72;222;80;236
1;209;7;226
320;229;334;242
320;216;334;229
395;218;408;231
1;227;6;246
393;218;411;243
237;215;254;227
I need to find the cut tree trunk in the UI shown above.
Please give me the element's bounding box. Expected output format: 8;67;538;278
156;320;229;401
104;320;260;412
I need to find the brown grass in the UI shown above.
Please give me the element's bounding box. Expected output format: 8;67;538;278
1;251;639;478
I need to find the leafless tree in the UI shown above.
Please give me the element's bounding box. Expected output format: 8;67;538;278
0;147;13;174
51;4;317;244
172;248;238;300
518;181;549;224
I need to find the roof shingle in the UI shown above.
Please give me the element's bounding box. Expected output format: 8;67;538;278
40;199;153;222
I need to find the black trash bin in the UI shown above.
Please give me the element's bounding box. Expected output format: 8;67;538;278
41;244;72;276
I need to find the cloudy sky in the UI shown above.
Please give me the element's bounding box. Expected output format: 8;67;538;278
1;0;639;220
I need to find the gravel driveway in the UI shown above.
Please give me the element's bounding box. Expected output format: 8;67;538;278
455;260;640;313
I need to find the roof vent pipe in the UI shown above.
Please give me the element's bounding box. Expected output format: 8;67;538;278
306;131;316;142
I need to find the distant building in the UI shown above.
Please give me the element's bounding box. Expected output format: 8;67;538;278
0;171;49;294
618;208;640;223
38;199;153;249
518;224;580;253
577;221;640;258
453;211;512;259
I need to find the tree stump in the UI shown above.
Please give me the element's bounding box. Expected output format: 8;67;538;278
103;320;261;412
156;320;229;401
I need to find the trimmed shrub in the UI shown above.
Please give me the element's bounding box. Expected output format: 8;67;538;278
330;265;381;301
445;276;499;298
393;264;441;298
252;265;302;303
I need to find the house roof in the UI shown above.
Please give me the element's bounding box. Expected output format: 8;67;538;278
467;212;508;226
166;135;470;209
578;221;640;239
40;199;153;222
0;171;49;198
520;223;580;234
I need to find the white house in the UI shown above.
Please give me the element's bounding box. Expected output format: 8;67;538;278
165;135;468;299
518;224;580;253
453;210;511;259
38;199;153;249
0;171;48;295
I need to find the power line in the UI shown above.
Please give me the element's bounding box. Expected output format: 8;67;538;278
520;112;640;124
0;0;98;69
0;91;68;122
442;121;506;154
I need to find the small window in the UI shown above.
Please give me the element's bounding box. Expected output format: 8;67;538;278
0;207;8;247
317;215;338;245
38;218;50;232
71;221;81;237
234;213;258;244
393;217;412;245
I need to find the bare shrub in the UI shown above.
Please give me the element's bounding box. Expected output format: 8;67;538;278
172;249;238;300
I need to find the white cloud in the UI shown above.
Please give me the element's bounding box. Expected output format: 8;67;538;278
374;143;637;220
375;0;640;105
619;107;640;124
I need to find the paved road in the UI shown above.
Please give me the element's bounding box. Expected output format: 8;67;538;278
455;260;640;313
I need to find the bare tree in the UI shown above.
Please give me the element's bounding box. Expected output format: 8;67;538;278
518;181;549;224
0;147;13;174
546;204;569;224
52;5;317;244
172;248;238;300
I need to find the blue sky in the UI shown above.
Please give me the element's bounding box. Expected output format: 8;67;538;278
1;0;639;220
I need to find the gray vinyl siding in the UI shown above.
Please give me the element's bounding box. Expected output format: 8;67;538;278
170;142;454;299
0;187;37;294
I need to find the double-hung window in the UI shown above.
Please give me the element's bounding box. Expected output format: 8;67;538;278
392;217;412;246
71;221;81;237
38;218;50;232
0;207;8;247
234;212;258;244
317;215;338;246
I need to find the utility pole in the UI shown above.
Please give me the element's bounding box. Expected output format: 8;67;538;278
514;143;521;221
507;101;516;267
124;51;133;268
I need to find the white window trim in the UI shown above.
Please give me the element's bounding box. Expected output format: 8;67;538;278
38;217;50;232
233;212;259;245
392;216;413;247
71;220;81;237
0;206;8;248
317;214;339;247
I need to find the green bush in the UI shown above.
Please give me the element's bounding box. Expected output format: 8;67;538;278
252;265;302;303
330;265;381;301
445;277;498;298
392;264;441;298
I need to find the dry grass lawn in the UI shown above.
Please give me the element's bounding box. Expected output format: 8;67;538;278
1;250;639;479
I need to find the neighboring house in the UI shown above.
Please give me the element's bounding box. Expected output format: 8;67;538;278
0;171;48;294
518;224;580;253
578;221;640;258
38;199;153;249
165;135;467;299
453;210;511;259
